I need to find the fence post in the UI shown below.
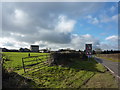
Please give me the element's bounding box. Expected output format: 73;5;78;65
22;58;26;73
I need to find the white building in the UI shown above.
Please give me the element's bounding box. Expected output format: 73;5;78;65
30;45;39;52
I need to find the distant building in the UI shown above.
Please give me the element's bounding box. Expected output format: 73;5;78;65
30;45;39;52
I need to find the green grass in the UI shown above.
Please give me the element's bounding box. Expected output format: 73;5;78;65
23;66;95;88
68;58;106;73
2;52;118;88
2;52;48;71
81;71;118;88
97;57;120;62
95;54;120;62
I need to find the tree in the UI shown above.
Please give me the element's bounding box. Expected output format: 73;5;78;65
19;48;24;52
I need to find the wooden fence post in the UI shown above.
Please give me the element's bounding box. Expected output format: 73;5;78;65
22;58;26;73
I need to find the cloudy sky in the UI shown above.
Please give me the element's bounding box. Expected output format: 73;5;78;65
0;2;119;50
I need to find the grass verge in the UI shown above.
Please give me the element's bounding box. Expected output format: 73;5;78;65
81;71;118;88
2;52;119;88
95;54;120;62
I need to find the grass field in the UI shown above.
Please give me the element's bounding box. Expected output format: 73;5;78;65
96;54;120;62
2;52;48;71
2;52;119;88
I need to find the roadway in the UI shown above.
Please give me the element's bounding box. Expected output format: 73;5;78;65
94;56;120;79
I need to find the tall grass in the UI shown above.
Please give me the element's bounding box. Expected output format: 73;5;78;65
2;52;106;88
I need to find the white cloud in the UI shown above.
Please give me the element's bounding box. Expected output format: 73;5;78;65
102;35;118;50
1;2;118;50
12;9;30;26
100;14;118;23
1;33;118;51
100;43;118;50
99;14;110;23
0;33;100;51
55;15;76;33
86;15;92;19
10;32;25;37
82;34;91;38
0;37;29;49
111;14;118;22
92;18;99;24
110;6;116;13
71;34;100;50
105;35;118;41
86;15;99;24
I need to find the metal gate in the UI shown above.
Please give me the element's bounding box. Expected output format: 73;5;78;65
22;54;50;74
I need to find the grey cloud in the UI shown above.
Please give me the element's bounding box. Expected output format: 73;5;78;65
2;2;105;49
2;2;103;33
3;42;14;47
70;34;100;50
14;31;71;44
39;44;46;48
100;43;118;50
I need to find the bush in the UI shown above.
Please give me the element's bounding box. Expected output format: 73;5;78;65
48;52;88;66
